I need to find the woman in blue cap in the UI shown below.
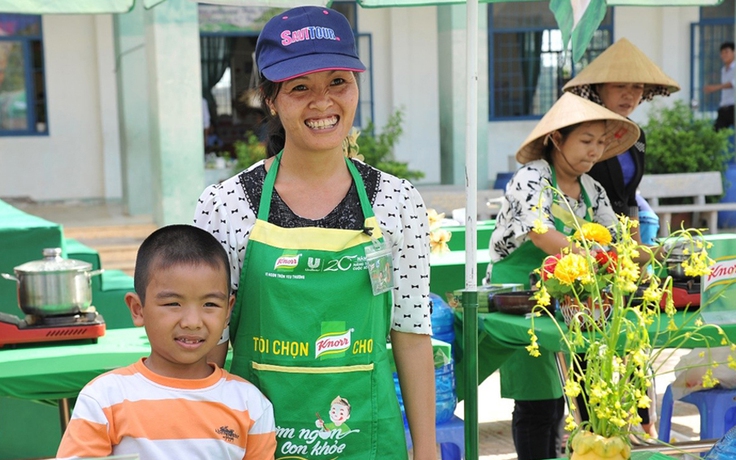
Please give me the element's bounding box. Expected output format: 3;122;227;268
194;6;436;460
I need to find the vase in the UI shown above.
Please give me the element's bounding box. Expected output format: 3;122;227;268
559;294;611;331
569;431;631;460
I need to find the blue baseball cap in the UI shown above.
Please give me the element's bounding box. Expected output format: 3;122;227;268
256;6;366;83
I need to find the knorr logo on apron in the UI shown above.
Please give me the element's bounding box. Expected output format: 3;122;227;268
315;322;354;359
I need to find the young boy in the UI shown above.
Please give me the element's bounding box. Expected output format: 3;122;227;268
56;224;276;460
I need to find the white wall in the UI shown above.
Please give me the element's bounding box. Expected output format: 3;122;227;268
486;6;700;181
0;14;118;202
359;6;441;184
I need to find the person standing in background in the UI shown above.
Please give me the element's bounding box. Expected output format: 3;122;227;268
705;41;735;132
487;93;639;460
563;38;679;244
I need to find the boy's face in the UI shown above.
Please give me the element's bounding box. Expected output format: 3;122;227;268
125;261;234;379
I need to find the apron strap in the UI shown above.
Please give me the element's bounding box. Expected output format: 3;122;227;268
257;152;376;222
550;166;594;232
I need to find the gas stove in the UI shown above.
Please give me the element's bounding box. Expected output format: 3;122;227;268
0;309;106;347
660;277;701;309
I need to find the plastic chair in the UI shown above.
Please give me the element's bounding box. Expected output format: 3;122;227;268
659;384;736;443
405;415;465;459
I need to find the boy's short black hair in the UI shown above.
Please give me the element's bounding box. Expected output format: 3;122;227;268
721;42;735;52
134;224;230;303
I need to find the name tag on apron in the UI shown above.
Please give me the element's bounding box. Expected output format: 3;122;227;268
365;239;394;295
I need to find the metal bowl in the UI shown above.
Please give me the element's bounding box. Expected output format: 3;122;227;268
492;291;552;316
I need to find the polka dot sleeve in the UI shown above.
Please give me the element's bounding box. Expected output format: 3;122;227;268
193;174;256;292
373;174;432;335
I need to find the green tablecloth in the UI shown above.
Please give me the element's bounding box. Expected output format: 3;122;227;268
429;249;491;298
454;308;736;401
443;220;495;252
0;328;150;400
0;199;64;319
0;327;452;401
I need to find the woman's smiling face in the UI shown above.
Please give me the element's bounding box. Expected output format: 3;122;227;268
269;70;359;155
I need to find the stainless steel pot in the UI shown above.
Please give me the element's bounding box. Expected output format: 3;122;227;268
1;248;104;316
662;236;705;280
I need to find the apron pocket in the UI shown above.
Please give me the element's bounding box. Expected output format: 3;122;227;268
252;361;379;459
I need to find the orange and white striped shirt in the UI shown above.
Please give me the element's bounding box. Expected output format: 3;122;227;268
56;359;276;460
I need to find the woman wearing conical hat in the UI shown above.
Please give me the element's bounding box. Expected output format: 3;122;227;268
563;38;679;239
486;92;639;460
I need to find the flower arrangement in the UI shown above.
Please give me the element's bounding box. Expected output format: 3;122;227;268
427;208;451;254
526;197;736;459
539;222;617;304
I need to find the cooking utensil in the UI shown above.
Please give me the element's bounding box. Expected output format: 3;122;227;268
2;248;104;316
492;290;551;316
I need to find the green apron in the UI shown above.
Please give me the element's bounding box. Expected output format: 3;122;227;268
491;167;593;400
230;153;407;459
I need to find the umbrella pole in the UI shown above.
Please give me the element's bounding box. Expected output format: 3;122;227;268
462;290;479;459
463;0;479;457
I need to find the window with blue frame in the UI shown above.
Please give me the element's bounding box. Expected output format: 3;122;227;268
692;0;734;115
0;14;47;135
488;2;613;121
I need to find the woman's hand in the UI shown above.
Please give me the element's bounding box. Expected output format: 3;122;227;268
528;226;576;256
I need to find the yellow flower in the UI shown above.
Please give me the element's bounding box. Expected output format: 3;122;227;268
564;379;582;397
573;222;612;246
342;128;363;160
427;208;445;230
564;414;577;432
553;253;590;285
526;329;541;358
532;219;548;234
429;229;452;254
702;368;720;388
533;286;551;307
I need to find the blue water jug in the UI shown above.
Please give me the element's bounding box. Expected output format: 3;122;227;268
705;424;736;459
430;293;455;348
393;360;457;425
638;210;659;246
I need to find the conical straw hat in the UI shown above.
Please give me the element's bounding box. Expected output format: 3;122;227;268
563;38;680;100
516;93;640;165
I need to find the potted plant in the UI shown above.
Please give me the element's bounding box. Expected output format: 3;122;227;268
643;100;734;198
527;192;734;459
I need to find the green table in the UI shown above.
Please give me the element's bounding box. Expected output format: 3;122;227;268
0;328;150;401
0;328;451;401
429;249;491;298
0;327;451;458
0;199;64;319
455;308;736;401
443;220;495;252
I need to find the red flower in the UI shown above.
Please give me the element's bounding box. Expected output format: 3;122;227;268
594;250;618;274
542;254;561;281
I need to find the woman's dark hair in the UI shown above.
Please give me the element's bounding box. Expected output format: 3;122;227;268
259;79;286;158
542;123;582;163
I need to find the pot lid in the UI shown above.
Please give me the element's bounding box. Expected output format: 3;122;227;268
14;248;92;273
666;236;705;257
